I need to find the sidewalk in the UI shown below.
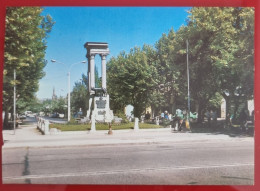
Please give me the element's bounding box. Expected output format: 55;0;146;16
2;124;252;149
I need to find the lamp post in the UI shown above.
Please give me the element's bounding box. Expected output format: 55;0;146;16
13;69;16;135
186;40;191;122
50;59;86;121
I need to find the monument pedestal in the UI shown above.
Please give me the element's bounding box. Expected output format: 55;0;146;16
92;95;114;123
87;95;114;132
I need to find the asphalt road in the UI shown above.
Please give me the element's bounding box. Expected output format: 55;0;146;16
2;139;254;185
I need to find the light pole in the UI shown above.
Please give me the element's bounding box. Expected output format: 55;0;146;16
186;40;190;122
50;59;86;121
13;69;16;135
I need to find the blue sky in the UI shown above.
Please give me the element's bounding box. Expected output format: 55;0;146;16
37;7;190;99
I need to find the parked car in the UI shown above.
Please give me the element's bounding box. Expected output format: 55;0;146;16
50;113;59;118
18;114;26;120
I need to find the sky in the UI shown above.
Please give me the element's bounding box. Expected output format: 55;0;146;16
36;7;190;99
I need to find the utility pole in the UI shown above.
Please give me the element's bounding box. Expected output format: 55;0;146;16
186;40;190;122
68;71;71;121
13;69;16;135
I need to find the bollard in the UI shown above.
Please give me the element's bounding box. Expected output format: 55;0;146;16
44;120;50;135
37;117;39;128
90;114;96;132
42;120;45;132
134;117;139;131
40;118;43;131
155;116;159;125
141;116;144;123
108;123;113;135
175;122;178;131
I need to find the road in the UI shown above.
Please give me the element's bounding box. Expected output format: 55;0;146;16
2;139;254;185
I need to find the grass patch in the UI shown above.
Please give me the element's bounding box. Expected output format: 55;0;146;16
50;122;163;131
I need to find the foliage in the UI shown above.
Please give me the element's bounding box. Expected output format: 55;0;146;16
173;7;254;121
17;97;43;114
71;74;88;116
106;7;254;123
3;7;54;125
51;97;67;114
107;46;158;118
153;29;185;115
113;111;130;123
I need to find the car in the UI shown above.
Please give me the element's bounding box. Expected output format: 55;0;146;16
18;114;26;120
50;113;59;118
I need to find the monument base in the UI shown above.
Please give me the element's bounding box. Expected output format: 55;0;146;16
83;95;114;128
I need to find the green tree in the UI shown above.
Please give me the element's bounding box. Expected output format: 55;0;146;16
3;7;54;126
51;97;67;114
71;74;88;116
173;7;254;122
154;29;185;115
107;46;158;118
17;96;42;114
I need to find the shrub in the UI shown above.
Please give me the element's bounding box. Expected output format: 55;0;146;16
114;112;130;124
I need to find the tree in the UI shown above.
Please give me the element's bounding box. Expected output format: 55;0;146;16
3;7;54;126
107;46;158;118
173;7;254;122
51;97;67;114
154;29;185;115
108;7;254;122
71;74;88;116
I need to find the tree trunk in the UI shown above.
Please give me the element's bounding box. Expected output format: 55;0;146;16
197;103;204;123
3;107;10;129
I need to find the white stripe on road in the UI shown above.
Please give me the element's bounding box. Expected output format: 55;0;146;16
3;163;254;180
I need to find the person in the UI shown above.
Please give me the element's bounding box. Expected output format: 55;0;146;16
164;111;169;120
252;110;255;125
172;116;183;131
161;112;164;119
145;111;151;120
225;113;232;129
239;108;249;132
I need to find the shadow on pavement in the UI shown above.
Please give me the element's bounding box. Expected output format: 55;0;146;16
190;121;254;138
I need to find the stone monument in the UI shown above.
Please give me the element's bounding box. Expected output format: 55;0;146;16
84;42;114;131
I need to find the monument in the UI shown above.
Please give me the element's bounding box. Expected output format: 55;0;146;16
84;42;114;131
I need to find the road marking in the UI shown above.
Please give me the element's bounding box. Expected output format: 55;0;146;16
3;163;254;181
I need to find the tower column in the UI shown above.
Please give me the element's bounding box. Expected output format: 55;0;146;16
90;54;95;94
101;54;107;90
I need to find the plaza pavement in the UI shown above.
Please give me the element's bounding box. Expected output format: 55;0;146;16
2;122;253;149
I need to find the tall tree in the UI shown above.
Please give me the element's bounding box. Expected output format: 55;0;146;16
154;29;185;115
173;7;254;121
71;74;88;116
107;46;158;118
3;7;54;126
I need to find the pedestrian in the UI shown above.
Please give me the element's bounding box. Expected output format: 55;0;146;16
239;108;249;132
225;113;232;129
161;112;164;119
164;111;169;120
251;110;255;125
145;111;151;120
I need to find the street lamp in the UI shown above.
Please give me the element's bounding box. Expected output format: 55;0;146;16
13;69;16;135
186;40;191;122
50;59;86;121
